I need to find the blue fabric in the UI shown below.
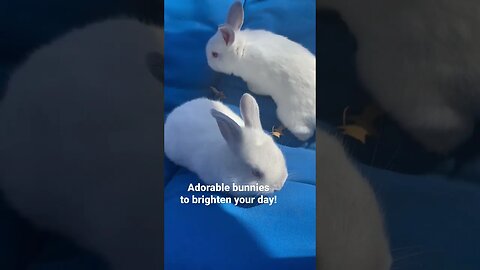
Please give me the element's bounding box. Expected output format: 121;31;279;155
365;165;480;270
165;146;316;270
164;0;316;269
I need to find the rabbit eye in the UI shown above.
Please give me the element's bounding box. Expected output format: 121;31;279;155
251;168;264;179
212;52;219;58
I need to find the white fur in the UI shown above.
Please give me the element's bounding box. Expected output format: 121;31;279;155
0;18;163;270
318;0;480;153
206;1;316;141
164;94;288;195
317;128;391;270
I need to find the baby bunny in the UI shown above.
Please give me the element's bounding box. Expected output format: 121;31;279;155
317;127;391;270
206;1;316;141
164;93;288;195
0;18;163;270
317;0;480;154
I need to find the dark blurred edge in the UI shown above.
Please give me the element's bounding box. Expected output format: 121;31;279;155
0;0;164;84
0;0;165;268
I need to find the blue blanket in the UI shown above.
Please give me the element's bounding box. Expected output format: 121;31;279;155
164;1;316;269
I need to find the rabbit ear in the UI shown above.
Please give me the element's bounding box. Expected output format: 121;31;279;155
240;93;262;130
211;109;242;147
226;1;244;31
218;25;235;46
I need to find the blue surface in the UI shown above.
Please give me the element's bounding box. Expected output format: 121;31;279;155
165;146;316;270
365;165;480;269
164;0;317;269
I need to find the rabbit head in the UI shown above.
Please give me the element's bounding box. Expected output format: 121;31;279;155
211;94;288;192
206;1;244;74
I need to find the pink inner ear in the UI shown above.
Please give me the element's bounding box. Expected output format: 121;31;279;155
220;28;231;46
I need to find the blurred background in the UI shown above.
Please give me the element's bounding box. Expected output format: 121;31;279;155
0;1;162;269
317;3;480;270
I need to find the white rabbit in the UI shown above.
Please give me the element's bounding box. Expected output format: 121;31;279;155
317;127;391;270
205;1;316;141
164;93;288;195
317;0;480;153
0;18;163;270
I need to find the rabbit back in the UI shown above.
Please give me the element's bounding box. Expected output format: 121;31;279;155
238;29;316;139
